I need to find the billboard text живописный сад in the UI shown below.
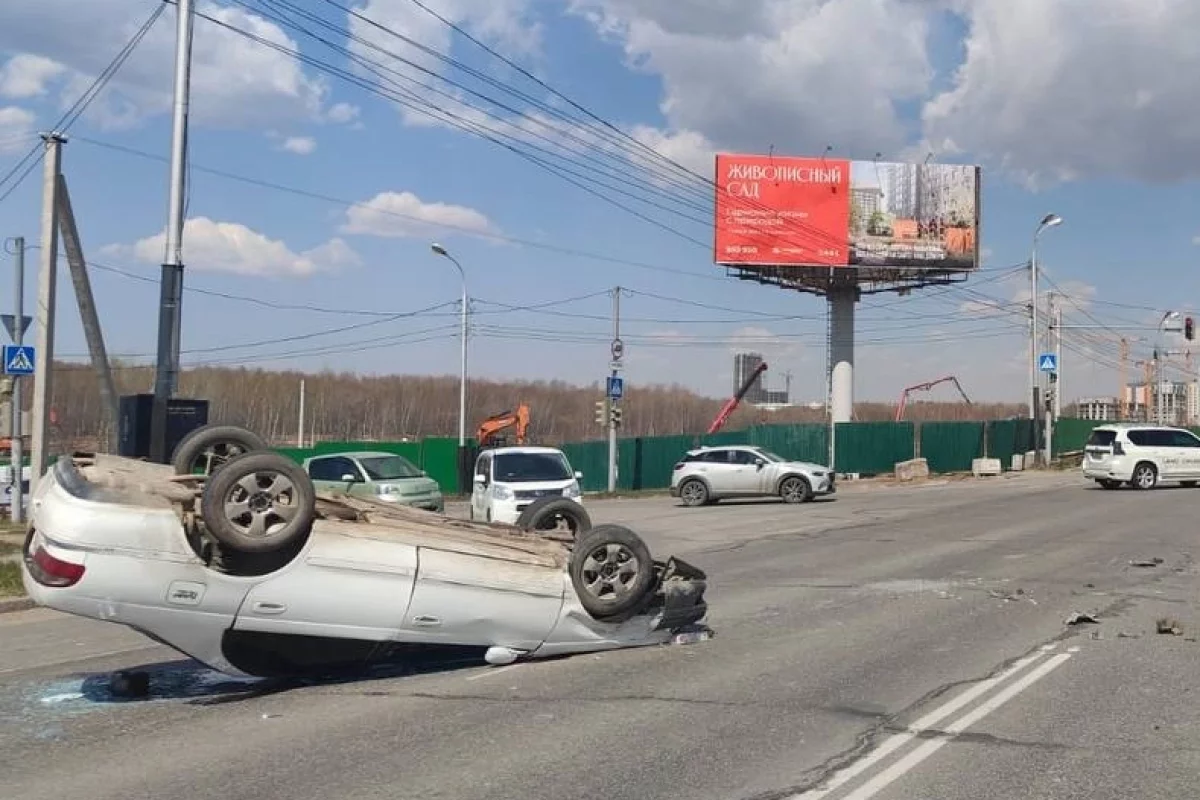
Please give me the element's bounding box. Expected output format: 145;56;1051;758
713;153;981;271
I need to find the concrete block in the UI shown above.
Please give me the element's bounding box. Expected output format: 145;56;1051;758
972;457;1002;477
894;458;930;482
1011;454;1024;471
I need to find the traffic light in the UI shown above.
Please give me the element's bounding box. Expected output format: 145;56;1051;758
594;399;607;426
1186;316;1195;341
610;404;623;428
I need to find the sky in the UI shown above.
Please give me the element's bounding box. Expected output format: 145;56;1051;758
1;0;1199;406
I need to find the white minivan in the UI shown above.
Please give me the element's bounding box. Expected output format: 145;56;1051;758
469;446;584;524
1082;422;1200;490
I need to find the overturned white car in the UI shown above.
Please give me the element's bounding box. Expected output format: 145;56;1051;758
20;425;709;678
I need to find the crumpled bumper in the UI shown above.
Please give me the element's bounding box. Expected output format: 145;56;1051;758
647;556;708;631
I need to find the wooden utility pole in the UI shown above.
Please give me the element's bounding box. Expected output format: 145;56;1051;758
1118;337;1129;420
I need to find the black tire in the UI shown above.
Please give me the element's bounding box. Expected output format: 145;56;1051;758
516;496;592;538
1130;462;1158;490
1097;479;1121;490
172;424;269;476
200;451;316;554
569;524;656;619
779;474;812;504
678;478;709;507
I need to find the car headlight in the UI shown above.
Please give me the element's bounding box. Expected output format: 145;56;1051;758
564;480;581;498
376;484;400;495
492;484;514;501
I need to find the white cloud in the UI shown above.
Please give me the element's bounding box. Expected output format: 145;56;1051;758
1192;235;1200;246
0;54;66;99
572;0;934;161
0;106;36;153
281;136;316;155
103;217;361;278
0;1;358;131
628;125;715;179
326;102;360;125
923;0;1200;185
341;191;498;239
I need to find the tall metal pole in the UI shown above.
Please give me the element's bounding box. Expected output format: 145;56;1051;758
608;287;621;493
10;237;25;522
150;0;194;463
459;278;467;447
31;134;64;497
1043;291;1054;466
1029;241;1039;422
1054;303;1063;419
297;378;305;448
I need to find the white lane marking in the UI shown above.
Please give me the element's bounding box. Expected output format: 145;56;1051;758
791;648;1050;799
839;652;1072;800
465;663;520;682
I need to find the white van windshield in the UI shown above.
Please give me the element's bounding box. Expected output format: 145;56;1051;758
493;452;572;482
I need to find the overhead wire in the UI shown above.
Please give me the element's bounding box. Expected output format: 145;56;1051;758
0;0;168;205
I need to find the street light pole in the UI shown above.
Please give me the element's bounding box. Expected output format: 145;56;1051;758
1030;213;1062;463
431;243;468;486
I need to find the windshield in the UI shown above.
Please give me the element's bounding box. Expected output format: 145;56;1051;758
493;452;572;482
358;455;424;480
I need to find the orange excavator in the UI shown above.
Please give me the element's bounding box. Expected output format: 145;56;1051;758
476;403;530;448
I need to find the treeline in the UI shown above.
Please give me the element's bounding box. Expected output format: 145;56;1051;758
43;361;1025;452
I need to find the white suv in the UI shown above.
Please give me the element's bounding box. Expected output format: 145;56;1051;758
469;446;584;524
669;444;835;506
1082;423;1200;490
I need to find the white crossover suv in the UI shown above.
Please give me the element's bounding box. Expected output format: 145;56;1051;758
669;444;835;506
1082;422;1200;490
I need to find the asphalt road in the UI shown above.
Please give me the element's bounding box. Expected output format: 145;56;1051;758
3;471;1199;799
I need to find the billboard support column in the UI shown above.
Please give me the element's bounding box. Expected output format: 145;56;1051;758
829;285;857;424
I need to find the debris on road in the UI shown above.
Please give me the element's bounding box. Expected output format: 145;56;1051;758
988;588;1027;602
1130;558;1164;568
1156;617;1184;636
671;624;714;645
109;670;150;699
1065;611;1099;626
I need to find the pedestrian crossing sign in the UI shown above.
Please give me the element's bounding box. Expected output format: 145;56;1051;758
2;345;35;376
1038;353;1057;373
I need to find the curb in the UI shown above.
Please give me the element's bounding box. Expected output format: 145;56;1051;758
0;596;34;614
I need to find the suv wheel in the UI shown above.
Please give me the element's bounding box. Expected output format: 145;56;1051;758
1131;462;1158;490
678;478;709;507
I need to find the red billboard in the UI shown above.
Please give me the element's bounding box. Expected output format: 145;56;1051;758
714;153;980;271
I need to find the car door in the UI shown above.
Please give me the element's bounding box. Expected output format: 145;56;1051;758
1145;429;1183;479
688;449;738;494
724;449;764;494
233;534;419;641
1168;429;1200;478
470;451;492;520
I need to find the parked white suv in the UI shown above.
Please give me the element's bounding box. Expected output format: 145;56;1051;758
469;446;584;524
669;444;835;506
1082;423;1200;490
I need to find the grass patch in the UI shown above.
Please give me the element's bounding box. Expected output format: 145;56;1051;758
0;541;19;557
0;562;23;597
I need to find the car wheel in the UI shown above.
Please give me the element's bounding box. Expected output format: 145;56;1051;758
779;475;812;504
1130;462;1158;490
516;496;592;538
200;451;316;554
172;424;269;477
569;524;656;619
1097;479;1121;490
678;478;709;507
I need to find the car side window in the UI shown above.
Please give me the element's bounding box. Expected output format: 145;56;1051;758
1171;430;1200;448
1127;430;1152;447
1148;430;1177;448
729;450;758;465
475;454;491;484
309;456;358;481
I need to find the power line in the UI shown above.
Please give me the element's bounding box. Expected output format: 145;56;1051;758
0;0;168;205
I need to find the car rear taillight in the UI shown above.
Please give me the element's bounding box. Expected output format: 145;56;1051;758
26;543;85;588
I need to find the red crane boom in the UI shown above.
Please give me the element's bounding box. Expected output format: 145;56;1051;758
708;362;768;434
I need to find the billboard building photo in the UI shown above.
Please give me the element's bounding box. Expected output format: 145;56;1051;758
848;161;979;269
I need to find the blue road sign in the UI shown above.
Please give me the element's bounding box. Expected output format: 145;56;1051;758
606;375;624;400
1038;353;1057;373
2;344;34;376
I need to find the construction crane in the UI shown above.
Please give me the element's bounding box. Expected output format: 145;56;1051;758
476;403;530;448
708;361;768;435
895;375;971;421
